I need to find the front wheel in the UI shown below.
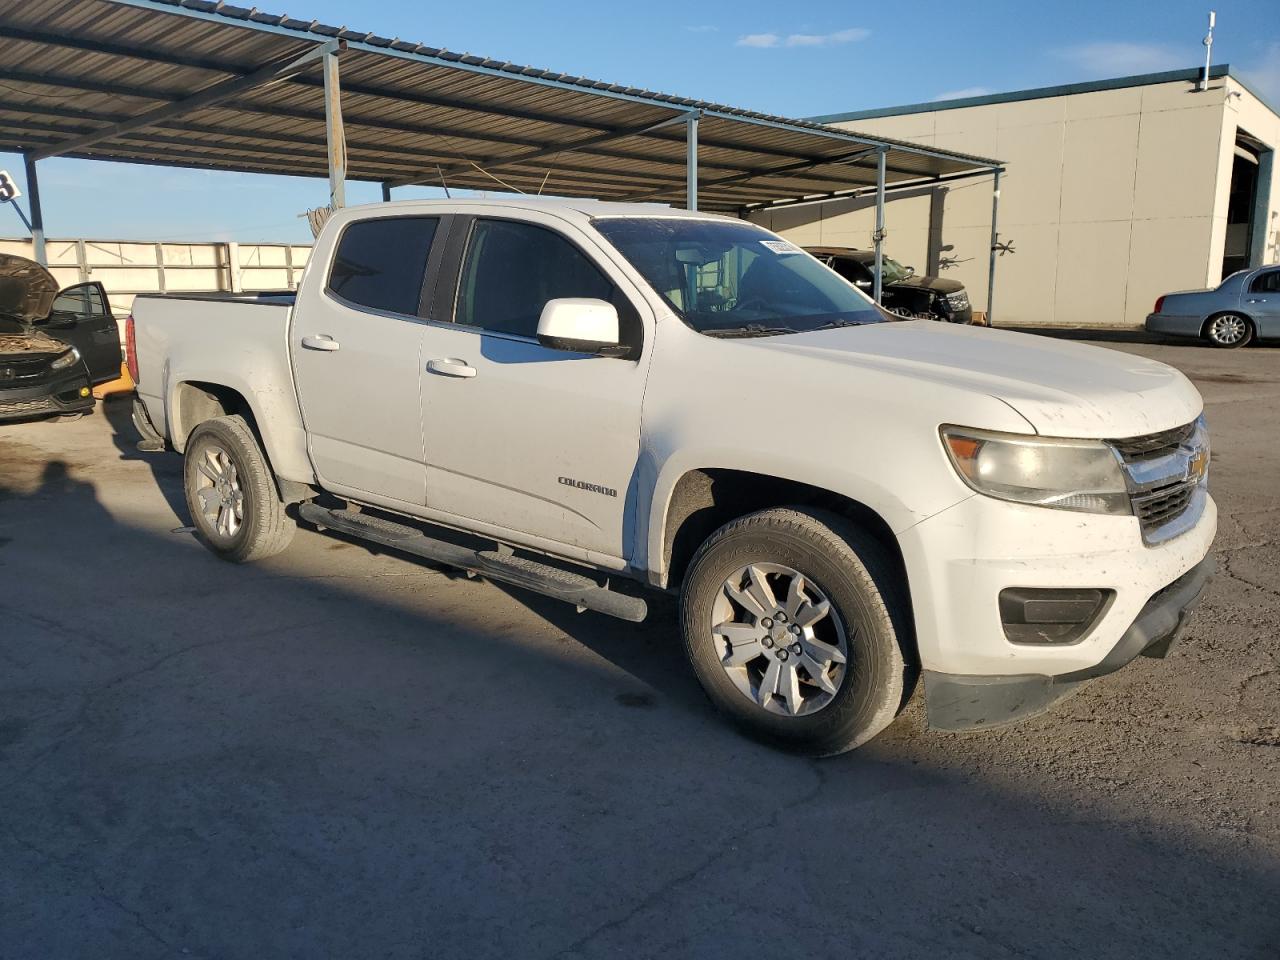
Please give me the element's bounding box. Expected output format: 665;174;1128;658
1203;313;1253;348
680;507;914;756
184;414;295;562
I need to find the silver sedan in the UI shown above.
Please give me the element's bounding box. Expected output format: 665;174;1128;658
1146;265;1279;348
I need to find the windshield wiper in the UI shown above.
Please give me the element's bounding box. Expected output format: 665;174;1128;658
808;319;871;331
702;324;796;339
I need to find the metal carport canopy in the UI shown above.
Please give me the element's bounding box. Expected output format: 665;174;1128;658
0;0;1001;212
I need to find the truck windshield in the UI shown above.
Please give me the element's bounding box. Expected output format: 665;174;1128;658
593;218;884;338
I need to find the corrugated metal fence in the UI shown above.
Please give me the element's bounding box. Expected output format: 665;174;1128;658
0;236;313;316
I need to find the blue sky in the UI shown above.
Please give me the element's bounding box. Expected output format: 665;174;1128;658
2;0;1277;243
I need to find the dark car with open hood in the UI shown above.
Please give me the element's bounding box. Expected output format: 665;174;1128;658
807;246;974;324
0;253;121;421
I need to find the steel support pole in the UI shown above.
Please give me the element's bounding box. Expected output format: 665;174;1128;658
23;153;46;266
686;113;699;211
381;182;392;203
323;50;347;209
987;169;1001;324
873;148;887;304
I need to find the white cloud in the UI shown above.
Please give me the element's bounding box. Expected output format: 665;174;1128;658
934;86;993;101
736;27;869;49
1054;41;1186;77
1240;42;1280;106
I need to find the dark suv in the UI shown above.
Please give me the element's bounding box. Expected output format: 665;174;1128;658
807;246;973;324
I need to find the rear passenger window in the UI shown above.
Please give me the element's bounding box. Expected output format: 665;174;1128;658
1251;270;1280;294
455;219;615;338
327;217;438;315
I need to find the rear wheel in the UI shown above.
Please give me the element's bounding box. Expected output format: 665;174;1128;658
680;507;914;756
184;415;294;562
1203;313;1253;348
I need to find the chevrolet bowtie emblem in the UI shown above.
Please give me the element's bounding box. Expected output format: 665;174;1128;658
1188;448;1209;481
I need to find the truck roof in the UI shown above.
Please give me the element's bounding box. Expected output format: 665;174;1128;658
351;197;736;225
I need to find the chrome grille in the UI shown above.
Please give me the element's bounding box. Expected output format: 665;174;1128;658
1111;423;1195;461
1133;481;1196;534
1109;420;1207;545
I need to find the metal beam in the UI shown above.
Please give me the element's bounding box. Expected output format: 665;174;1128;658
987;169;1001;323
27;39;345;162
740;166;1006;213
623;145;881;203
23;154;45;266
873;148;887;304
686;113;699;210
322;49;346;208
381;182;392;203
388;110;701;189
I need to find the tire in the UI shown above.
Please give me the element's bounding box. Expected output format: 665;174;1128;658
1203;313;1253;348
183;414;295;562
680;506;914;756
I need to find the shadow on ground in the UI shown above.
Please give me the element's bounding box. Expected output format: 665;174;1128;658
0;407;1276;960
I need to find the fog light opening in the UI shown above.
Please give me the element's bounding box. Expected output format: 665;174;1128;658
998;588;1115;645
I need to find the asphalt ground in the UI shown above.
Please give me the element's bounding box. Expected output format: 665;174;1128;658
1;339;1277;959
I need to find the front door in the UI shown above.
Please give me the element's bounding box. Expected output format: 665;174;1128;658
418;216;649;561
45;282;121;384
291;214;440;507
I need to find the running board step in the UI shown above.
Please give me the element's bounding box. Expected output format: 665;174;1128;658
297;503;648;622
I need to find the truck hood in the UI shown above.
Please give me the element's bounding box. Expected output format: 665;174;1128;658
755;320;1202;439
888;275;965;296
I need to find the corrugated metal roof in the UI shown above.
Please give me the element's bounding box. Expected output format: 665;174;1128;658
0;0;1002;210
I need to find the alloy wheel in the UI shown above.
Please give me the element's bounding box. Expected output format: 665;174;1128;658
710;562;850;717
1208;314;1248;346
193;444;245;539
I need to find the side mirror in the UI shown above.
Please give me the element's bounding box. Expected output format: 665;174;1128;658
536;298;625;356
904;265;916;279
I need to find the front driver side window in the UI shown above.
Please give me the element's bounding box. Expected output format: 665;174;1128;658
455;220;616;338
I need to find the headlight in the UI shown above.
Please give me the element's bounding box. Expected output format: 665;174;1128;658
50;347;81;372
941;426;1130;515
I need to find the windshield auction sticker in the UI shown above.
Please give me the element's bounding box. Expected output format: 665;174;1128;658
759;240;803;255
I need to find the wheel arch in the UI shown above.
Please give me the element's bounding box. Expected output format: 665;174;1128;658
652;466;909;598
1200;310;1255;342
170;380;315;503
165;368;315;487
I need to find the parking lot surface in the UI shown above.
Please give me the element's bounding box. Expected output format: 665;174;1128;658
1;340;1277;959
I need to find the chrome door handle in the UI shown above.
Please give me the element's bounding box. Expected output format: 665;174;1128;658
427;357;477;379
1245;298;1265;303
301;335;341;352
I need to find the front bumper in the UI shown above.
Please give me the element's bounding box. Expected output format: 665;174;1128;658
923;556;1214;730
896;488;1216;728
0;370;94;421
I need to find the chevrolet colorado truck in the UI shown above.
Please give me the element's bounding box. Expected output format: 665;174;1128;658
129;199;1216;755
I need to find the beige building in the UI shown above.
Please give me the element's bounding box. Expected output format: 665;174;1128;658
750;66;1280;329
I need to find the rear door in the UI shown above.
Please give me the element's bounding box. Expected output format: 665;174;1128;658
46;282;121;384
417;214;649;561
1245;268;1280;334
290;215;441;507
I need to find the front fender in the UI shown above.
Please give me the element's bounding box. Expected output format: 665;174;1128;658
639;443;969;588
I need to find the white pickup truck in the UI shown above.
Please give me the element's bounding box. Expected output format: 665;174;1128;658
130;198;1215;755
